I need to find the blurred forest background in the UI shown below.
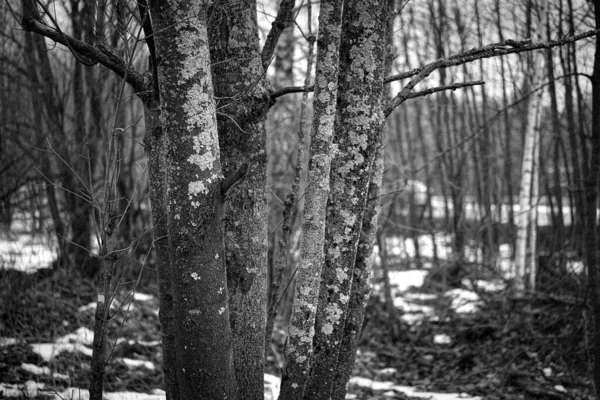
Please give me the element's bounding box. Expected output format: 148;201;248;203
1;0;599;399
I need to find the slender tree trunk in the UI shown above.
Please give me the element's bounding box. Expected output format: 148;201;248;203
89;128;122;400
332;144;385;400
586;0;600;394
377;232;399;337
495;0;516;253
22;14;67;263
148;2;237;398
144;102;179;400
514;3;545;293
528;122;540;291
514;80;543;293
266;32;315;355
279;1;344;398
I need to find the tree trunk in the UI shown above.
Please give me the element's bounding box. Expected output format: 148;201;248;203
144;102;179;400
208;2;270;398
587;0;600;394
148;2;236;398
279;1;344;398
331;144;385;400
305;1;387;398
514;3;546;293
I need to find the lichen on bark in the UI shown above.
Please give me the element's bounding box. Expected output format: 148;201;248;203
279;1;345;399
148;1;236;398
304;1;388;399
207;1;270;398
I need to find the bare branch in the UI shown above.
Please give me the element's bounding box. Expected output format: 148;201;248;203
271;84;314;100
384;29;600;84
384;80;485;116
261;0;295;71
385;29;600;114
137;0;158;98
21;16;150;96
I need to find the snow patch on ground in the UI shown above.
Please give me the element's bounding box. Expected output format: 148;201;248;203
119;358;155;370
0;232;56;273
0;337;19;347
132;292;154;302
445;289;482;314
1;375;282;400
31;327;95;362
347;376;481;399
434;333;452;345
388;270;429;293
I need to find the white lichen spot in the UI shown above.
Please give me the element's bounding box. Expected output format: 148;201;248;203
322;323;334;335
292;383;299;389
329;246;342;259
215;253;219;259
218;307;226;315
175;214;180;220
340;293;350;304
325;303;344;325
188;180;208;197
189;309;201;315
336;267;349;281
191;272;201;281
218;287;224;294
296;356;307;364
288;325;302;336
97;294;105;304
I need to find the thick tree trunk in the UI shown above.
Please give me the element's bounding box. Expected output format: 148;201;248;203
148;2;236;398
207;2;270;398
279;1;344;398
305;1;387;398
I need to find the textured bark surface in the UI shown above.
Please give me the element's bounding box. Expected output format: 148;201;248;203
304;1;387;398
143;103;179;400
514;53;544;293
207;2;269;398
148;1;236;398
279;1;344;398
331;147;383;400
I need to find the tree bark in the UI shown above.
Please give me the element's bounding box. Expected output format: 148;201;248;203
148;1;236;398
144;102;179;400
279;1;344;398
207;2;270;398
305;1;387;398
514;4;545;293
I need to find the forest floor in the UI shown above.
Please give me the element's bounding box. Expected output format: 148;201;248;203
0;237;595;399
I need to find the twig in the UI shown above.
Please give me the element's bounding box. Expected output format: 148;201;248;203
384;80;485;116
271;84;314;100
384;29;600;84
